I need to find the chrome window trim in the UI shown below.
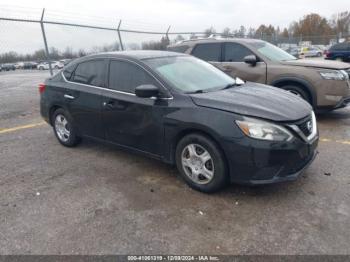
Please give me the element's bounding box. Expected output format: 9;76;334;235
287;111;317;143
61;57;174;100
62;72;136;97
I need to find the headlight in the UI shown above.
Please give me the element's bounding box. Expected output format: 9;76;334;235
319;70;347;81
236;118;293;141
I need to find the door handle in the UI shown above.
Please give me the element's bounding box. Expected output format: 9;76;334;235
64;94;75;100
103;101;116;109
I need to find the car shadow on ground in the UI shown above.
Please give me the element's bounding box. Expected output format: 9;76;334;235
77;136;307;201
316;107;350;123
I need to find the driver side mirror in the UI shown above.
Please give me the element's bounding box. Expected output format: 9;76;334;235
244;55;257;66
135;84;159;98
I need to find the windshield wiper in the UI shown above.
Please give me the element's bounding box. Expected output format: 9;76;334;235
221;82;236;90
186;89;206;94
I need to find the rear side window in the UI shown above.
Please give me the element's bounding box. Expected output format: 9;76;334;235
191;43;221;62
167;45;189;53
109;60;156;93
71;60;105;87
224;43;254;62
62;64;77;81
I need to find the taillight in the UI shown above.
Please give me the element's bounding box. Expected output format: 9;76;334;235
38;83;46;94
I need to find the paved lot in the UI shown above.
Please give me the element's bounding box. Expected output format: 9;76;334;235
0;70;350;255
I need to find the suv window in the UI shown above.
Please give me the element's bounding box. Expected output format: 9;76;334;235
167;45;189;53
331;43;348;51
71;60;105;87
224;43;254;62
109;60;156;93
191;43;221;62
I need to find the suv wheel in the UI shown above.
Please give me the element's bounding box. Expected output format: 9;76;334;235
281;85;311;104
336;57;343;62
175;133;228;193
52;108;81;147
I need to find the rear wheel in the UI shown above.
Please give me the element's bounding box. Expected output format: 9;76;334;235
52;108;81;147
175;133;228;193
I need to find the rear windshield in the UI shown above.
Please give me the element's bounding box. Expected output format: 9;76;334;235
330;43;349;51
167;45;189;53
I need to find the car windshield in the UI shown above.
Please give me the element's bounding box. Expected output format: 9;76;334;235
250;41;297;61
144;56;235;93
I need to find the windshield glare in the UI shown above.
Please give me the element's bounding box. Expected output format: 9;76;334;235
144;56;235;93
250;41;297;62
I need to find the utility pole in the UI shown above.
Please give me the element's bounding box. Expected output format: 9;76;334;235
117;20;124;51
40;8;53;76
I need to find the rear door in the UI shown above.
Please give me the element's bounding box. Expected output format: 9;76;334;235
62;59;106;138
191;42;223;68
101;59;165;157
220;42;267;83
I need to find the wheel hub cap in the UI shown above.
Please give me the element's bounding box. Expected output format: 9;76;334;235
181;144;214;185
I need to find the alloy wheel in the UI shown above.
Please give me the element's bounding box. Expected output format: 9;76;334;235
54;114;70;142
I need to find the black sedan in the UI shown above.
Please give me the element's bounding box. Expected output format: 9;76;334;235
40;51;318;193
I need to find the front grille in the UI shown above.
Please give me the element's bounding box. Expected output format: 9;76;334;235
297;117;313;137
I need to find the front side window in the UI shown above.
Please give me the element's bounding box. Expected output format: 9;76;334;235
144;56;235;93
224;43;254;62
249;41;297;61
71;60;105;87
191;43;221;62
108;60;156;93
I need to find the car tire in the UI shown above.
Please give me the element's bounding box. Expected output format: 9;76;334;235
280;85;311;104
175;133;228;193
336;57;343;62
317;52;322;57
52;108;81;147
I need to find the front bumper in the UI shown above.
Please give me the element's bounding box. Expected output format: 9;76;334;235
221;135;319;185
334;96;350;109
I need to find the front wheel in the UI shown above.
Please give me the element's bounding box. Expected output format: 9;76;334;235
281;85;311;105
175;133;228;193
52;108;81;147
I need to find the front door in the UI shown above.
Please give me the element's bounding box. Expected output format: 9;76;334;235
102;59;165;157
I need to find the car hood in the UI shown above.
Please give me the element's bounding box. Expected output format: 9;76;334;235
281;59;350;70
190;83;312;122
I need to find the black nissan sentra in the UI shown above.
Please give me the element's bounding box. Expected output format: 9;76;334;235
40;51;318;193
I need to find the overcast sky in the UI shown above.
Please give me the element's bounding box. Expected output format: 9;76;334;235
0;0;349;53
2;0;349;30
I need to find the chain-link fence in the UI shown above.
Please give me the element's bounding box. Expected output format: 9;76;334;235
1;7;349;75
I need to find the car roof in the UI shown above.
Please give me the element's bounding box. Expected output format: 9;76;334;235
74;50;186;63
168;38;265;48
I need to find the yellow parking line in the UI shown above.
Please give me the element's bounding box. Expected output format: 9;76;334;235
320;138;350;145
0;122;350;147
0;122;46;134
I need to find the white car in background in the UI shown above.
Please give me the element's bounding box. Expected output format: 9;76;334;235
299;47;323;57
37;61;64;70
